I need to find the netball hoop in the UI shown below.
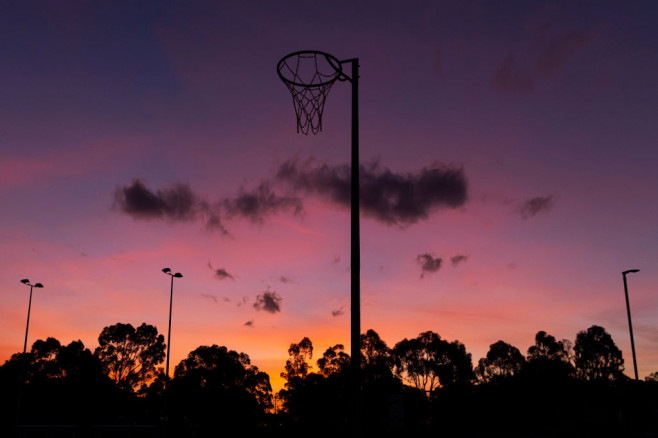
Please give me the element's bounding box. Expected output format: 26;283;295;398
277;50;350;134
277;49;361;434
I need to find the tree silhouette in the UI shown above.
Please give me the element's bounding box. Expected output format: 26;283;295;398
30;337;62;378
574;325;624;381
174;344;272;408
94;322;165;390
523;330;574;380
2;338;135;428
361;329;393;371
527;330;570;362
317;344;350;377
393;331;473;394
281;336;313;382
476;340;525;383
168;344;272;435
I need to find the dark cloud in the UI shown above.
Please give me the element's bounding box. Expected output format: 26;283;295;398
332;306;345;317
244;320;254;327
222;182;303;223
200;293;218;303
517;196;554;219
451;255;468;267
253;291;282;313
277;158;468;226
417;253;442;279
208;262;235;280
493;28;593;94
113;179;226;233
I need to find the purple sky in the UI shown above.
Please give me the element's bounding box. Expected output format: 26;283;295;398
2;1;657;390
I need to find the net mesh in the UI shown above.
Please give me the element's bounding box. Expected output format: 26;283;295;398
278;52;342;135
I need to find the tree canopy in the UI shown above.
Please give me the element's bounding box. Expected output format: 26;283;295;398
574;325;624;381
476;340;525;383
94;322;165;390
393;331;473;393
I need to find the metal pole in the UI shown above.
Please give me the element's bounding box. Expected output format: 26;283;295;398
23;285;33;354
622;271;639;380
349;58;361;436
166;275;174;378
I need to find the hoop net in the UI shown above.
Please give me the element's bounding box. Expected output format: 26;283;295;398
277;51;342;135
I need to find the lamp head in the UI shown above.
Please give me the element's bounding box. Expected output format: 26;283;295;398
20;279;30;284
162;268;171;274
173;273;183;278
623;269;640;275
34;283;44;288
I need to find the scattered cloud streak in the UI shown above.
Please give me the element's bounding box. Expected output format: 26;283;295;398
451;255;469;266
208;262;235;280
244;320;254;327
253;291;282;313
417;254;442;279
493;26;593;94
517;196;554;219
200;293;218;303
276;157;468;226
332;306;345;317
279;275;293;284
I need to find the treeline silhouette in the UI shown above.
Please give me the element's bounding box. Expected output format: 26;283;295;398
2;323;658;437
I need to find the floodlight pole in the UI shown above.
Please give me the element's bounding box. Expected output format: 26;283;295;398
24;285;34;354
17;279;43;426
21;280;43;354
162;268;183;379
622;269;640;380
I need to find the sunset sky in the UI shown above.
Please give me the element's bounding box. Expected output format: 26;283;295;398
2;1;657;392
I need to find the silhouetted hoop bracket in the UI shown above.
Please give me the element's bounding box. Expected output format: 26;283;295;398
277;50;350;134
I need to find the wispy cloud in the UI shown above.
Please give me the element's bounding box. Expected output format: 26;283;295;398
200;293;218;303
244;320;254;327
517;195;554;219
451;255;469;267
278;275;293;284
208;262;235;280
493;25;593;94
332;306;345;317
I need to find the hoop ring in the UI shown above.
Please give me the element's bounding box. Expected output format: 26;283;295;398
277;50;343;88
